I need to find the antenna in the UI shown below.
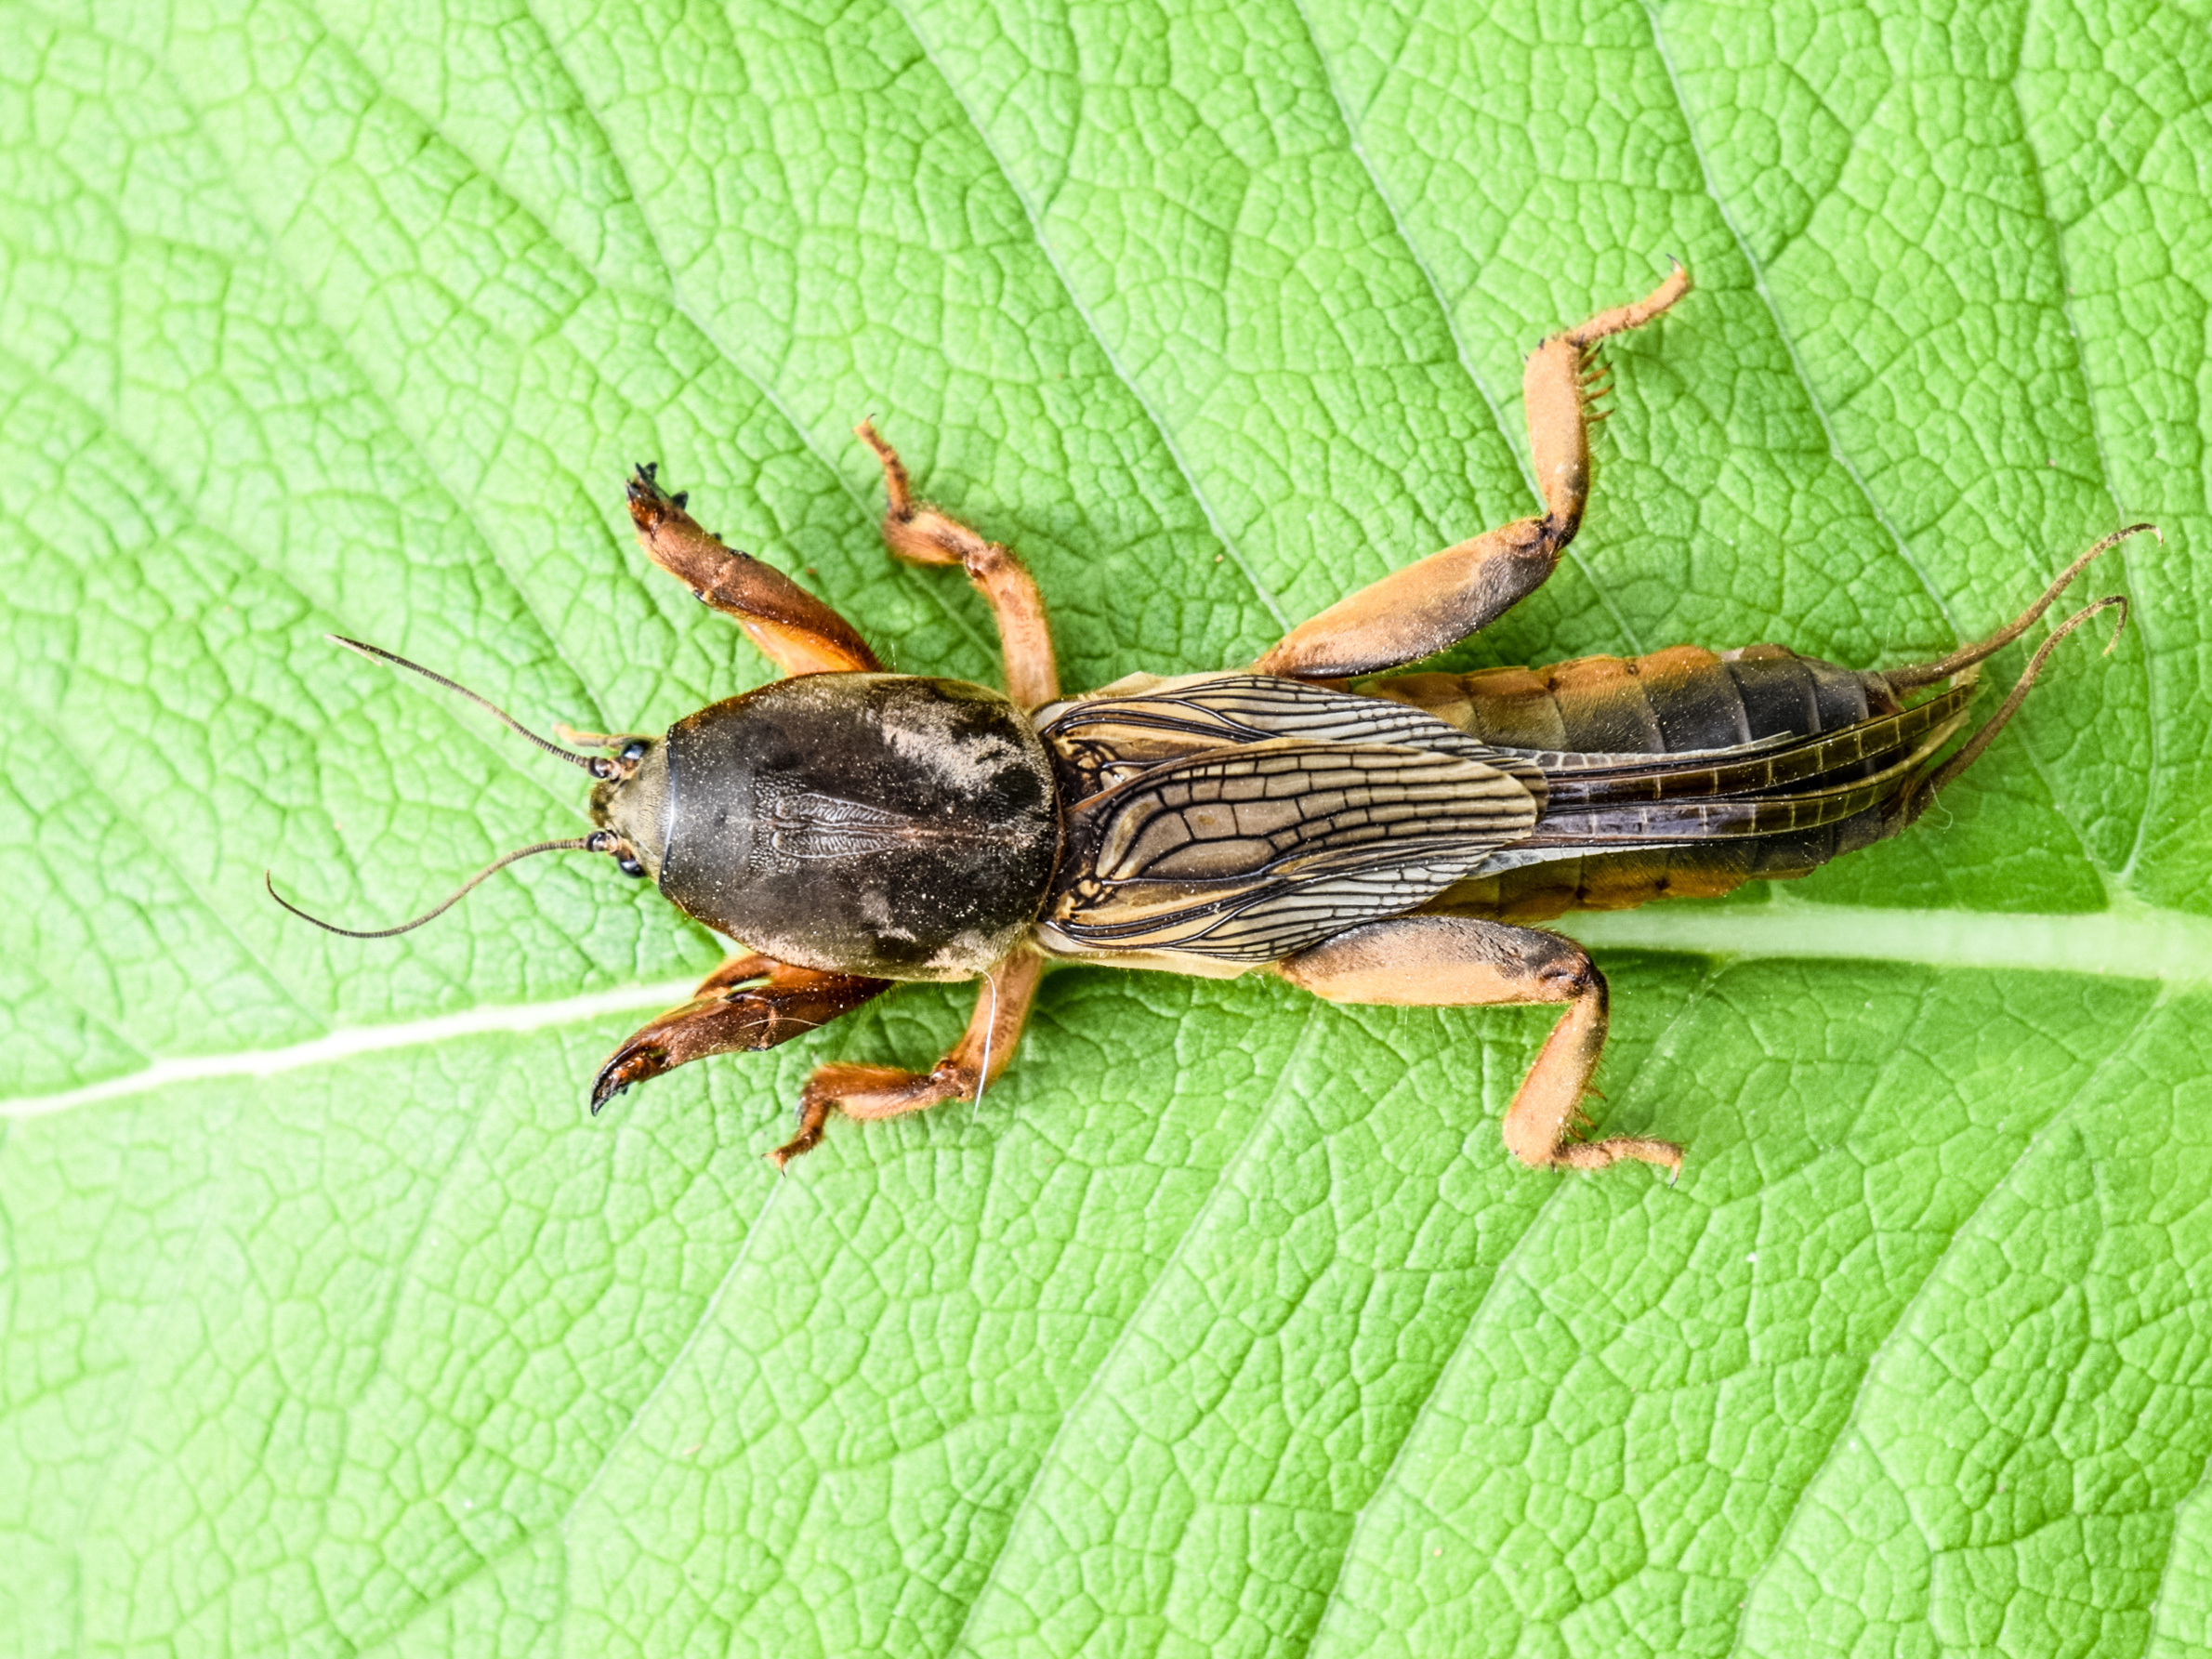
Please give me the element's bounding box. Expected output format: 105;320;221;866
327;637;626;781
266;831;619;939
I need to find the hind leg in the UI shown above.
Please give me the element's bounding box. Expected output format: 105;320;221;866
1274;915;1680;1177
1254;263;1691;681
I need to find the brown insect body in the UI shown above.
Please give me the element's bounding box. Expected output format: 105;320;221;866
282;263;2143;1178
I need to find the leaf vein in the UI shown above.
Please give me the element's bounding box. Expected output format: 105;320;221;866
875;0;1293;639
1722;984;2171;1654
941;1009;1332;1656
2008;0;2157;879
1283;0;1648;658
1301;959;1727;1654
495;0;1006;675
1635;0;1951;630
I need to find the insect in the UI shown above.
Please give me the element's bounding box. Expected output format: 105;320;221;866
272;263;2147;1178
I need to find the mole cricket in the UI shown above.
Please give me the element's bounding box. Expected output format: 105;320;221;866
272;263;2147;1177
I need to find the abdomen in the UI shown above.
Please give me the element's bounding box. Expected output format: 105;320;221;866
1369;644;1903;924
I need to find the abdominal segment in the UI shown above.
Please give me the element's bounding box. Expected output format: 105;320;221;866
1366;643;1953;925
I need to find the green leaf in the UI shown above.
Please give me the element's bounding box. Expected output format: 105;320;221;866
5;0;2209;1653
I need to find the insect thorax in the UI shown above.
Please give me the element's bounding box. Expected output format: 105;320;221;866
655;674;1060;980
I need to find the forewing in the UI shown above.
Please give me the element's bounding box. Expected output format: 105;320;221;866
1035;672;1541;799
1044;739;1539;962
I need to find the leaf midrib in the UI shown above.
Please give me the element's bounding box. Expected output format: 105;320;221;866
9;896;2205;1117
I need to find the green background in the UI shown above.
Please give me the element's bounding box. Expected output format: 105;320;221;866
5;0;2210;1652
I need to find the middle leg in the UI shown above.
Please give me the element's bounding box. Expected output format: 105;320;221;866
772;946;1047;1168
856;422;1060;709
1254;262;1691;681
1273;915;1680;1177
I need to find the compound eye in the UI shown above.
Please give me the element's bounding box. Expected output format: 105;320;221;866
618;739;649;763
617;855;645;879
